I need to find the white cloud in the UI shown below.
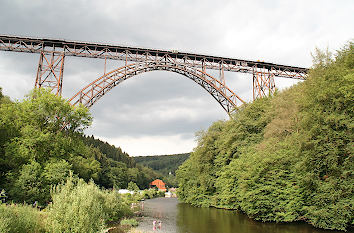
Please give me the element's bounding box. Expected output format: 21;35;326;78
97;134;196;156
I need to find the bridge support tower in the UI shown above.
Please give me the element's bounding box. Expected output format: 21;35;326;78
35;51;65;96
252;68;276;100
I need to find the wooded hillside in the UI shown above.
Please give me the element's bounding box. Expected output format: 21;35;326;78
134;153;189;176
176;43;353;231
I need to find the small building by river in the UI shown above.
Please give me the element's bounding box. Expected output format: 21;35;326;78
149;179;167;191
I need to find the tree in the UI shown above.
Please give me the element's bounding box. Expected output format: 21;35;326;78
127;182;139;192
0;89;94;203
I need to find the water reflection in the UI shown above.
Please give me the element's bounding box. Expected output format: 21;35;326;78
135;198;344;233
176;202;342;233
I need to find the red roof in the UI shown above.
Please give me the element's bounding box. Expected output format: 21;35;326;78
149;179;166;191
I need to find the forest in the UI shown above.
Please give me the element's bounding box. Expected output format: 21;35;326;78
0;88;161;207
176;43;353;231
135;153;190;187
134;153;189;176
81;135;162;190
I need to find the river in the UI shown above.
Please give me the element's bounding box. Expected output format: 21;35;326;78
133;197;344;233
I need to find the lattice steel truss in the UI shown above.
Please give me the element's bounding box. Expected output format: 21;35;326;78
35;51;65;95
253;67;276;99
0;35;308;114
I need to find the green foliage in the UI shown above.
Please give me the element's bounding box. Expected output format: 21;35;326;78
43;159;72;186
139;189;165;199
0;89;100;204
0;88;11;107
82;135;161;190
127;181;139;192
295;41;354;230
134;153;190;176
83;135;135;167
134;153;190;187
101;189;132;223
177;42;354;231
47;176;105;233
0;203;46;233
47;175;132;233
0;88;160;205
120;218;139;227
9;160;45;204
0;176;133;233
0;86;167;231
0;189;6;203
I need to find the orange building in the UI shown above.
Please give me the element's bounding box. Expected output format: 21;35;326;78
149;179;167;191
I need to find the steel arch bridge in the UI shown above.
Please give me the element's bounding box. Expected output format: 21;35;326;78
68;62;245;113
0;35;308;114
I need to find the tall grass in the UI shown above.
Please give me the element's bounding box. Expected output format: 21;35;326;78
0;203;46;233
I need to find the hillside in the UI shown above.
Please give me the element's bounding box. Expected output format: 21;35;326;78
81;135;162;189
134;153;190;176
176;43;353;231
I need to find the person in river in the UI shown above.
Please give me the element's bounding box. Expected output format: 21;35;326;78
158;220;162;230
153;220;157;231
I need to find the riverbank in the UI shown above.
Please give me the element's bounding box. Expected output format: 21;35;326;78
176;43;353;231
104;190;167;233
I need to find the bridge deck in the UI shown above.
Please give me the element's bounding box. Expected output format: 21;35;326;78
0;35;307;79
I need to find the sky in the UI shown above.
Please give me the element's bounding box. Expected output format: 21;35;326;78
0;0;353;156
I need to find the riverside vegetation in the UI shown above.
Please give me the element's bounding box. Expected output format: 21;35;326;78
0;87;163;204
0;174;164;233
176;43;353;231
0;88;164;232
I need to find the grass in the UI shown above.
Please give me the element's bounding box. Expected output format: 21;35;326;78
120;218;139;227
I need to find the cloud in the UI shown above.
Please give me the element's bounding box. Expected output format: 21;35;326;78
0;0;353;156
96;134;197;156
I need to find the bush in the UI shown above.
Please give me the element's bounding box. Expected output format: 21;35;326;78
47;176;105;233
0;203;46;233
46;175;131;233
102;189;132;223
120;218;139;227
140;189;165;199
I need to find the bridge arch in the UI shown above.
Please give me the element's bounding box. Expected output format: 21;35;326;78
69;61;245;114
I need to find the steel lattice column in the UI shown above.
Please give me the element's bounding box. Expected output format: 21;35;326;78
252;68;275;100
35;51;65;96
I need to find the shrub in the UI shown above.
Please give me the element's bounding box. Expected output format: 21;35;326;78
120;218;139;227
0;203;46;233
46;174;132;232
101;189;132;223
47;176;105;233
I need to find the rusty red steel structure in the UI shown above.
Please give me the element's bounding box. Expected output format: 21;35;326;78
0;35;308;114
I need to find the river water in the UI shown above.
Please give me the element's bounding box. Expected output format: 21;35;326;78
133;197;344;233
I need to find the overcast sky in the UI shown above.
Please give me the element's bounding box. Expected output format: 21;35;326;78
0;0;353;156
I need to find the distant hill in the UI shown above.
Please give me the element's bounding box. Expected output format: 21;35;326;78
81;135;161;189
83;135;135;168
134;153;190;176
